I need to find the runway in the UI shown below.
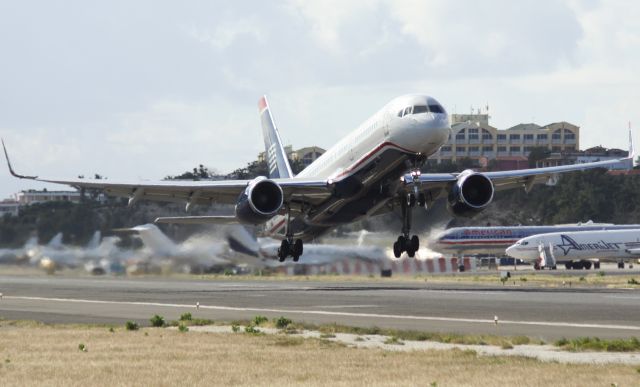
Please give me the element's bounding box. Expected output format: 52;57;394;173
1;275;639;340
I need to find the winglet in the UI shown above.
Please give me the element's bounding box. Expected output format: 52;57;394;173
2;139;37;179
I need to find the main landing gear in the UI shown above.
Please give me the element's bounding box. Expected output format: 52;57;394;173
393;172;427;258
277;205;304;262
278;238;303;262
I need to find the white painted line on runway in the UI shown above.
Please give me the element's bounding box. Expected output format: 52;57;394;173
310;305;379;309
6;295;640;331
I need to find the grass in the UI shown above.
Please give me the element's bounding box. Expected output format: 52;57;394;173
310;322;538;347
555;337;640;352
0;322;637;386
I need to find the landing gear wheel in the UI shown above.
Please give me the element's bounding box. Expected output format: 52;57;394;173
410;235;419;252
278;240;290;262
393;241;402;258
291;239;303;262
458;264;465;272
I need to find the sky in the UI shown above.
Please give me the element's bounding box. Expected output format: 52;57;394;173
1;0;639;199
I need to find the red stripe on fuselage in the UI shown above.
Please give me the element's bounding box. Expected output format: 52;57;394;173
438;240;519;245
332;141;417;180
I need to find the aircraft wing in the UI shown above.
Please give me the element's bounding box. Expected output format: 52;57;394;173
3;140;331;207
405;153;633;197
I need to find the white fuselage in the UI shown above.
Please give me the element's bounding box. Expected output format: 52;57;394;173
265;94;450;238
435;224;640;255
506;229;640;261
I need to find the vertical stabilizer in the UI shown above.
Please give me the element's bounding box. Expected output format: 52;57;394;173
131;224;178;257
258;96;293;178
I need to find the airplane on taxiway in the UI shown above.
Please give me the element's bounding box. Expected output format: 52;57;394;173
3;94;635;262
434;222;640;256
506;229;640;269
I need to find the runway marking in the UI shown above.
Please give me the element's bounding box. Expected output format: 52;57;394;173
6;296;640;332
310;305;379;309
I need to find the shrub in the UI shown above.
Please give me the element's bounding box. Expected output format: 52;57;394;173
274;316;292;329
597;271;606;277
320;333;336;339
628;278;639;285
179;313;192;321
384;336;404;345
178;324;189;333
579;277;586;282
245;325;261;334
231;325;240;333
108;327;114;333
253;315;268;326
501;342;514;350
125;321;139;331
78;343;87;352
520;277;528;282
150;315;165;327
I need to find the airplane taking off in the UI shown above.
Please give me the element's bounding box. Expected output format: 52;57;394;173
506;229;640;268
3;94;634;262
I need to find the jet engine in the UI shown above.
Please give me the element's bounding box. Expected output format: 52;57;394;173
447;170;494;217
235;177;284;224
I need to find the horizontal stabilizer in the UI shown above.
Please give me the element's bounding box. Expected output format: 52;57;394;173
154;216;239;225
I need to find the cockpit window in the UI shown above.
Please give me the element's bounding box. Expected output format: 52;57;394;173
521;241;528;245
413;105;428;114
403;106;412;116
428;104;444;113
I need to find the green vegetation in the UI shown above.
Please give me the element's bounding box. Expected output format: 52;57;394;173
244;325;262;335
150;315;165;328
274;316;292;329
179;313;192;321
628;278;639;285
178;324;189;333
555;337;640;352
252;315;268;326
78;343;87;352
231;324;240;333
384;336;404;345
125;321;139;331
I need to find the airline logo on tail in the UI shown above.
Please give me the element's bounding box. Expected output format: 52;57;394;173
556;234;622;256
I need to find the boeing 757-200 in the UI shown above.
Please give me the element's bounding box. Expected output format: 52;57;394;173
3;94;634;261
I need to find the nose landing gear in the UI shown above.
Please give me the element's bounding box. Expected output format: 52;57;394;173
393;172;426;258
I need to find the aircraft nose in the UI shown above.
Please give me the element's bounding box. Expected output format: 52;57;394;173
505;244;520;259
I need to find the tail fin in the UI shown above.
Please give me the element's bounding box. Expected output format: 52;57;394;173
128;224;178;256
225;226;260;257
258;96;293;178
86;231;101;250
47;233;63;249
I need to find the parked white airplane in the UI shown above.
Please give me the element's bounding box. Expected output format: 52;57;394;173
121;223;231;268
434;222;640;255
0;235;37;264
3;94;634;262
506;229;640;269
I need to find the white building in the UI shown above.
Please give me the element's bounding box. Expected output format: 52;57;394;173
0;200;19;217
15;190;82;205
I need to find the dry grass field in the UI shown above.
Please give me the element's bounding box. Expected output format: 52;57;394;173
0;321;638;386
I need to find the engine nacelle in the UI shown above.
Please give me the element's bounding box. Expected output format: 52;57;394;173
447;170;494;217
235;177;284;224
